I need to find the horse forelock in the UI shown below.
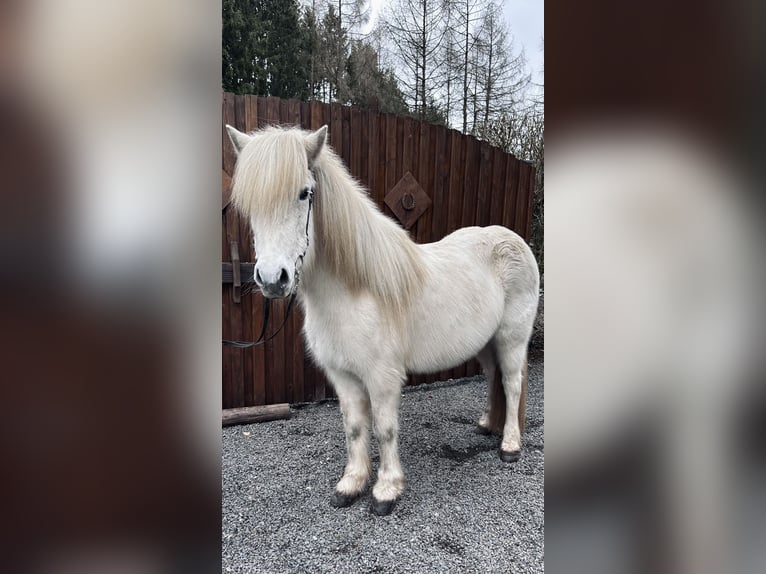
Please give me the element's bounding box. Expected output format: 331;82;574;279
230;126;310;220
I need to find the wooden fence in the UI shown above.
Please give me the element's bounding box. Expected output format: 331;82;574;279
222;93;536;408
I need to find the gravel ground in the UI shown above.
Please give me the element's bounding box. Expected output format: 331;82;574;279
222;359;544;574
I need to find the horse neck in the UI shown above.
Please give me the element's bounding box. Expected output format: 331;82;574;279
301;152;426;312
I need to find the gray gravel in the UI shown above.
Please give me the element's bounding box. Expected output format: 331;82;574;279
222;359;544;574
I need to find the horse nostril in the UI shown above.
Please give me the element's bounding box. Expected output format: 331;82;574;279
255;269;263;286
278;268;289;287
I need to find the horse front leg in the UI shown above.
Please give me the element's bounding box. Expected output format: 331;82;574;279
367;379;405;516
326;369;371;508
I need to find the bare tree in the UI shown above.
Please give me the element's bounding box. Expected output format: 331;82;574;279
382;0;446;119
451;0;488;132
335;0;370;36
473;1;529;132
439;0;461;123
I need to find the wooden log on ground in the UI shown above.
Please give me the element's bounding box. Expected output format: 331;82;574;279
222;403;291;427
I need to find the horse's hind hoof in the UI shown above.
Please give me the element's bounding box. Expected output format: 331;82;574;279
330;491;360;508
499;449;521;463
371;498;396;516
475;425;492;435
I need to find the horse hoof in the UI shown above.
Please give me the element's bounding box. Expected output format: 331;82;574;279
330;491;360;508
499;449;521;463
474;425;492;435
371;498;396;516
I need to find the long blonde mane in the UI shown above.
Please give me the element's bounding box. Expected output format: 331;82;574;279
231;126;427;312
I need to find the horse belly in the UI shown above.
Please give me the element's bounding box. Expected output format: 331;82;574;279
405;269;505;374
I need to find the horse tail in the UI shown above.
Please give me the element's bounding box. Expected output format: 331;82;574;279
487;353;528;434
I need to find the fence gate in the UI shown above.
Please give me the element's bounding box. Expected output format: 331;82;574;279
222;93;536;408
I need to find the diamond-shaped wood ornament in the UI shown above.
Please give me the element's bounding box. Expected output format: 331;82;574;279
384;172;432;229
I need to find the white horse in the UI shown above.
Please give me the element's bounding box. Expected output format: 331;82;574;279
226;124;540;515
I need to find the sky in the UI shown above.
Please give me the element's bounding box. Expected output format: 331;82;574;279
503;0;544;85
365;0;544;86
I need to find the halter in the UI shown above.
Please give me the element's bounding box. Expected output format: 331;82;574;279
223;189;313;349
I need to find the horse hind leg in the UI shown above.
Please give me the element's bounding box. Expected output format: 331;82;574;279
493;337;528;462
476;345;505;435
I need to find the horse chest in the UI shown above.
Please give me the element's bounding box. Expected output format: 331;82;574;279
302;295;392;375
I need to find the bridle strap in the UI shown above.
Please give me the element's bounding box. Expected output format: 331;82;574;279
223;191;313;349
222;293;295;348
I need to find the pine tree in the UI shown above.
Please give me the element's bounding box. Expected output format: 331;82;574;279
346;41;408;114
222;0;309;98
300;4;322;100
319;5;349;101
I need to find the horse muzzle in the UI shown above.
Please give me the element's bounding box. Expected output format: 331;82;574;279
254;264;293;299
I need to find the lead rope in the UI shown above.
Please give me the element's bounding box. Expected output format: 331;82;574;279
223;191;313;349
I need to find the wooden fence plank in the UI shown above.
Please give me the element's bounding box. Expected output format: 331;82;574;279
359;108;369;189
310;100;323;130
291;308;305;404
350;106;362;185
288;99;301;126
416;122;434;247
367;109;378;198
527;164;536;243
396;116;405;185
222;93;237;175
430;126;450;242
446;132;466;234
489;148;507;226
342;105;351;168
233;98;255;407
475;143;493;227
222;95;245;408
515;162;530;236
384;114;397;218
222;96;234;409
502;156;520;231
375;113;387;207
300;100;308;128
330;104;342;152
279;98;289;124
461;135;479;228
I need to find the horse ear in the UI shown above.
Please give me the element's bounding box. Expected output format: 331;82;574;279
306;125;328;166
226;125;252;156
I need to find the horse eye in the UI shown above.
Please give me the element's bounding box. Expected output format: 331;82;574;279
299;188;310;201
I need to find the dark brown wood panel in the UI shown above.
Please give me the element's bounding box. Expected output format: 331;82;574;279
475;143;493;227
502;155;520;233
489;148;507;226
515;162;531;235
233;97;255;407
